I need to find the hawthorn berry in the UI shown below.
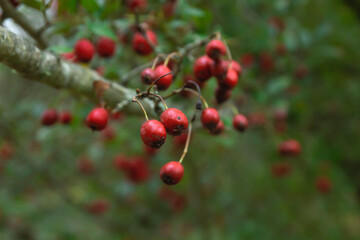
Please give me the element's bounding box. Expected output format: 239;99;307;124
126;157;150;183
160;108;188;136
271;162;292;178
201;108;220;130
41;109;58;126
96;36;116;58
60;111;72;124
210;120;224;135
218;67;238;89
233;114;248;132
229;60;242;76
154;65;173;90
140;120;167;149
127;0;147;12
86;199;109;215
215;87;232;104
315;176;332;194
278;139;301;156
141;68;156;85
132;30;158;56
74;39;95;63
86;108;108;131
160;161;184;185
113;155;130;171
211;60;228;79
206;39;226;61
193;55;213;82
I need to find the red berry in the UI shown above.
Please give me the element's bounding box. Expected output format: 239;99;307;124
0;142;13;161
315;176;332;194
206;39;226;61
193;55;213;82
141;68;156;85
41;109;58;126
201;108;220;130
269;16;285;32
113;155;130;171
60;111;72;124
86;108;108;131
241;53;255;68
211;60;228;79
259;52;275;73
96;36;116;58
271;162;292;178
209;120;224;135
61;52;77;62
233;114;248;132
160;108;188;136
215;87;232;104
163;0;177;19
86;199;109;215
77;157;95;174
126;157;150;183
140;120;167;149
127;0;147;12
248;112;267;127
160;161;184;185
132;30;157;56
230;60;242;76
111;112;124;121
74;39;95;63
278;139;301;156
154;65;173;91
218;67;238;89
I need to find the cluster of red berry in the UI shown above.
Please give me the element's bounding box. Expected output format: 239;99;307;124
41;109;72;126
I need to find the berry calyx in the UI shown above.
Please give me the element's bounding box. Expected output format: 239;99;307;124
206;39;226;61
193;55;213;82
132;30;158;56
233;114;248;132
211;60;228;79
74;39;95;63
154;65;173;90
96;36;116;58
278;139;301;156
140;120;167;149
160;161;184;185
60;111;72;124
218;67;238;89
41;109;58;126
201;108;220;130
141;68;156;85
160;108;188;136
209;120;224;135
86;108;108;131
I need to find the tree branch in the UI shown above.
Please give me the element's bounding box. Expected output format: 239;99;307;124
0;0;48;49
0;26;153;114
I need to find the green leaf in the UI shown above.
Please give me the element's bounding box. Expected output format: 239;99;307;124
22;0;43;10
88;21;117;39
80;0;99;13
267;76;291;95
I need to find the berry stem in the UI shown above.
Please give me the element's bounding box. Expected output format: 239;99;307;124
132;96;149;121
164;52;180;66
183;88;209;109
148;93;168;109
151;56;160;70
146;71;173;94
223;38;233;63
179;122;192;164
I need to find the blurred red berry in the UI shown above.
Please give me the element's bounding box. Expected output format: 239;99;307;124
315;176;332;194
74;39;95;63
41;109;58;126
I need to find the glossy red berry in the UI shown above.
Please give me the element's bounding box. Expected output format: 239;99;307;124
215;87;232;104
233;114;248;132
218;67;238;89
160;108;188;136
74;39;95;63
59;111;72;124
86;108;108;131
315;176;332;194
193;55;213;82
141;68;156;85
201;108;220;130
132;30;157;55
230;60;242;76
154;65;173;91
140;120;167;149
41;109;58;126
160;161;184;185
127;0;147;12
211;60;228;79
96;36;116;58
210;120;224;135
278;139;301;156
206;39;226;61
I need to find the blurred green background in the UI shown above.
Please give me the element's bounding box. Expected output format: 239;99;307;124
0;0;360;239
